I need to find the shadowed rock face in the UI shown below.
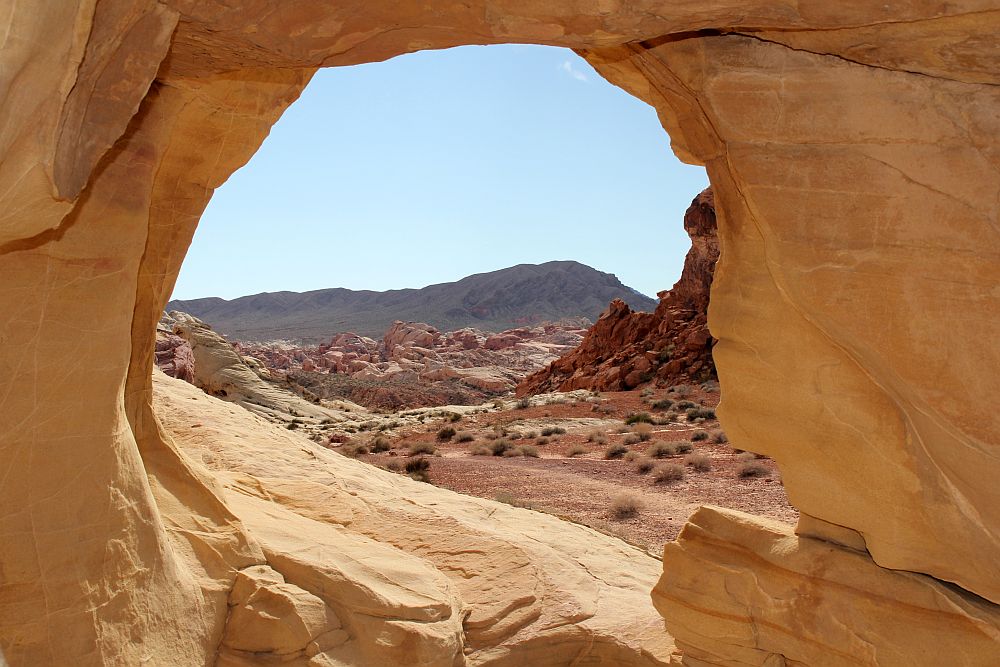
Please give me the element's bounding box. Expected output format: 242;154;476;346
518;188;718;393
1;2;998;665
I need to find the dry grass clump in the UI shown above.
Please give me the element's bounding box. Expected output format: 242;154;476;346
711;429;728;444
587;429;608;445
536;436;550;445
686;407;716;421
625;412;654;425
519;445;539;458
405;457;431;483
669;384;692;398
651;398;674;411
609;492;643;520
692;430;709;442
685;453;712;472
490;438;513;456
515;396;532;409
437;426;457;441
541;426;567;436
566;444;587;457
455;431;475;443
370;436;391;453
605;443;628;459
384;459;403;472
446;412;462;422
738;461;769;478
635;458;655;474
502;447;520;458
675;442;693;454
623;450;641;462
470;444;491;456
646;441;677;458
341;443;369;457
523;430;538;439
633;423;653;442
623;434;641;446
495;490;534;509
653;463;685;484
408;442;437;456
735;451;757;463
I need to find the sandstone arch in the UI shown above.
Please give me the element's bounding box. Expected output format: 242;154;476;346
1;2;998;664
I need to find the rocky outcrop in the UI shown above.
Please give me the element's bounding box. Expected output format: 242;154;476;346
154;371;675;666
519;189;718;394
242;320;586;406
2;2;998;665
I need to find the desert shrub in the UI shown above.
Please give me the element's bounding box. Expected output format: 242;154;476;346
384;459;403;472
669;384;692;397
567;444;587;457
686;407;716;421
327;433;351;444
675;442;693;454
646;441;677;458
625;412;653;425
492;399;505;409
508;431;523;440
738;462;769;478
651;399;674;411
609;492;643;520
735;451;757;463
692;431;709;441
653;463;685;484
541;426;567;436
370;436;391;453
623;450;641;462
640;388;654;397
437;426;457;441
515;396;532;409
605;443;628;460
286;422;299;430
405;457;431;482
341;443;369;457
685;453;712;472
587;429;607;443
536;437;550;445
502;447;521;457
635;458;655;474
524;430;538;439
408;442;437;456
455;431;475;443
520;445;539;458
495;491;534;509
623;434;641;445
470;444;491;456
490;438;513;456
711;429;728;444
447;412;462;422
633;423;653;442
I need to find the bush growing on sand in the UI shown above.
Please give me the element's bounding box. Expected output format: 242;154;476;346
692;431;709;441
587;429;608;444
635;458;655;474
341;443;369;457
455;431;475;442
675;400;696;410
625;412;653;425
409;442;437;456
669;384;692;398
405;457;431;483
437;426;456;441
516;396;532;409
567;444;587;457
384;459;403;472
675;442;693;454
541;426;566;436
651;399;674;411
623;451;641;462
490;438;513;456
370;436;391;453
520;445;539;458
653;463;685;484
711;429;728;444
685;453;712;472
470;444;491;456
738;461;769;478
646;441;677;459
633;423;653;442
605;443;628;460
610;492;643;520
623;434;641;446
686;407;716;421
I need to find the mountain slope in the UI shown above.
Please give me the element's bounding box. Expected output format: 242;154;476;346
167;261;657;341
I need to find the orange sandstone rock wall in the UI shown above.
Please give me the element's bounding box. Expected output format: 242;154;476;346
1;2;998;665
518;188;718;393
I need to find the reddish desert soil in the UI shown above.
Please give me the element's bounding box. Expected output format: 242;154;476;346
341;387;797;556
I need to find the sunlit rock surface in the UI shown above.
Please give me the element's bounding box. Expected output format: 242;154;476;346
1;1;998;664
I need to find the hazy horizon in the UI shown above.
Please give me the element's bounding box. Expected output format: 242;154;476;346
171;44;708;301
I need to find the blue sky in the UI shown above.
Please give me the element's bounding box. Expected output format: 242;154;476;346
171;45;708;301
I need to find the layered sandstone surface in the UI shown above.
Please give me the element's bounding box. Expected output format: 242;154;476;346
519;188;718;394
1;2;998;665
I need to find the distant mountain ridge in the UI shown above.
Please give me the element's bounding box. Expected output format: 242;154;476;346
167;261;657;342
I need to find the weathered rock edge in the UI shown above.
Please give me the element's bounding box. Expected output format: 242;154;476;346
1;1;998;664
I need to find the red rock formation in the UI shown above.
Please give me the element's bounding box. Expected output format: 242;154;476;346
518;188;718;394
154;329;196;384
